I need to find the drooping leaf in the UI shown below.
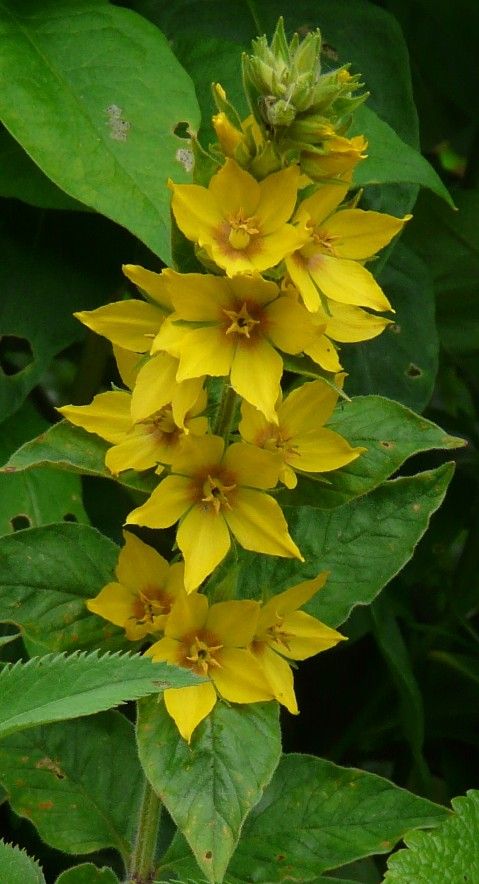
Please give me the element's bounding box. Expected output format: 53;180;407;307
0;840;45;884
56;867;119;884
0;401;88;537
0;651;200;739
0;0;200;262
1;421;156;496
340;246;439;412
278;395;464;510
137;696;281;884
0;712;142;860
0;523;124;651
236;463;455;627
384;790;479;883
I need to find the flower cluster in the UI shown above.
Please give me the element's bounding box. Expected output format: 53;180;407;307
59;18;410;741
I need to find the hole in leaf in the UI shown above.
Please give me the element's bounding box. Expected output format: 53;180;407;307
0;336;34;376
63;513;78;522
174;121;190;139
204;851;213;860
406;363;422;378
11;514;31;531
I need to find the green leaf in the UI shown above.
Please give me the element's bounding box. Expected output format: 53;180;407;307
0;402;88;537
0;713;141;860
226;755;448;882
0;651;199;739
137;697;281;884
236;463;455;627
384;790;479;883
352;106;454;207
1;421;156;496
0;0;200;262
0;126;86;210
340;246;439;412
0;523;124;651
278;394;464;510
56;867;119;884
0;840;45;884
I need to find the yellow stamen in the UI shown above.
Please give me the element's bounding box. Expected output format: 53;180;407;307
227;208;259;251
201;474;236;513
186;636;223;674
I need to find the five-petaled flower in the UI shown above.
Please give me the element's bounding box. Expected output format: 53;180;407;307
127;434;303;592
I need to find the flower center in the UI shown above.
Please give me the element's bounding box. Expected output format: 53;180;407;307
266;616;292;651
310;224;339;256
223;302;260;338
185;633;223;675
131;586;171;626
227;208;259;250
142;406;180;445
201;473;236;514
257;425;300;460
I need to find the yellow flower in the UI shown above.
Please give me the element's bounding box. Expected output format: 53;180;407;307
75;264;171;353
239;379;365;488
251;573;346;713
152;271;313;423
285;182;411;312
58;386;208;475
300;134;368;183
127;435;303;592
129;351;205;431
87;532;189;641
169;158;307;276
147;592;274;742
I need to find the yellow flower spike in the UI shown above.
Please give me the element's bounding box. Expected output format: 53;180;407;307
146;593;274;742
286;183;411;313
87;532;189;641
127;434;303;592
169;158;308;276
251;573;346;711
58;386;208;476
239;378;365;488
153;271;313;423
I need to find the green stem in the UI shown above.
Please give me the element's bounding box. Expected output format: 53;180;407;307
213;382;239;439
127;778;162;884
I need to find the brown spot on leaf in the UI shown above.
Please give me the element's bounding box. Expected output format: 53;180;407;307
3;466;16;473
204;851;213;860
35;757;65;779
276;854;286;862
412;503;421;512
406;363;422;378
380;440;394;449
38;800;54;811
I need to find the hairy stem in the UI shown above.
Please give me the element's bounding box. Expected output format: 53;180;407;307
127;777;162;884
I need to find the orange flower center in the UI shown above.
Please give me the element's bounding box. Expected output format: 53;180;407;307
141;406;180;446
310;224;339;256
223;301;260;339
256;424;300;461
201;473;237;514
131;585;172;626
183;630;223;675
227;208;259;250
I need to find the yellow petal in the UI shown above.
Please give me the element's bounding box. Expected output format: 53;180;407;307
279;379;339;432
105;433;162;475
298;182;349;226
209;158;260;218
228;274;279;308
146;636;183;664
58;391;132;444
251;225;308;273
212;648;274;703
304;333;342;372
257;165;300;233
172;377;206;430
230;339;282;423
261;573;329;624
113;345;142;390
177;505;231;592
294;428;364;472
164;683;217;743
326;301;392;343
86;581;135;628
116;531;169;592
223;442;280;490
164;591;209;638
321;210;410;260
126;476;192;528
265;296;313;354
170;434;224;476
166;271;231;320
238;401;269;445
206;600;260;647
285;252;322;312
176;326;234;381
122;264;173;310
75;301;162;352
309;255;393;312
170;182;223;244
130;352;180;423
270;610;345;660
254;645;298;714
225;488;303;560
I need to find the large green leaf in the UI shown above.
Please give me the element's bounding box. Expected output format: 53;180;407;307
0;126;85;210
340;246;439;412
137;697;281;884
160;755;447;883
0;523;123;651
0;651;199;739
235;463;454;627
0;0;200;262
384;790;479;883
0;712;142;859
278;395;464;510
0;402;88;537
1;421;156;496
56;867;119;884
0;840;45;884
